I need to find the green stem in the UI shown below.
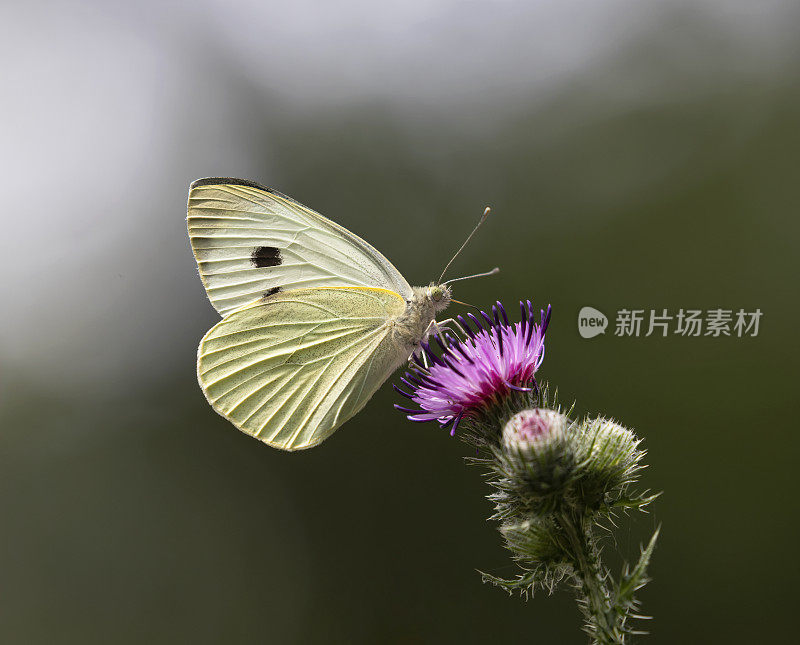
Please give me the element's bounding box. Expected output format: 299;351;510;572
559;511;625;644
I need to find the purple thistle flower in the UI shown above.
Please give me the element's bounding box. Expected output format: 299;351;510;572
394;300;551;436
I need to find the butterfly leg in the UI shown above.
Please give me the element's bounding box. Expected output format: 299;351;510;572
411;319;469;370
436;317;468;335
430;317;468;343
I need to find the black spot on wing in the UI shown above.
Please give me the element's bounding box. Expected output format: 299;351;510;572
264;286;281;298
251;246;282;268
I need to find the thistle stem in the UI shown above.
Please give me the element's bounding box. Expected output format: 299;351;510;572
559;511;625;644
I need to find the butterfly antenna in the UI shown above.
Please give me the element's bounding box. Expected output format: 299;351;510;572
443;267;499;286
438;206;492;284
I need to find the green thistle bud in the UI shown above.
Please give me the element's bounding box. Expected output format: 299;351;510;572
571;417;646;511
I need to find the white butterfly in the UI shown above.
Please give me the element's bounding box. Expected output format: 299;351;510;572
188;178;492;451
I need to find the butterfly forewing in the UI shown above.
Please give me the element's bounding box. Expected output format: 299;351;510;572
197;287;409;450
188;178;412;315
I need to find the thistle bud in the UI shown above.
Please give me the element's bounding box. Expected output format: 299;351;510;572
495;408;577;515
571;417;645;510
502;408;567;450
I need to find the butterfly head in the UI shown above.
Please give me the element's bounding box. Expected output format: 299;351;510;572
426;284;452;313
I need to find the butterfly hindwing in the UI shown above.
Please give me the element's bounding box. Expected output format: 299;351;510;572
196;287;410;451
188;178;413;315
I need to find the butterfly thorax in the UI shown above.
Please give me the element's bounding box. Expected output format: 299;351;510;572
390;284;452;351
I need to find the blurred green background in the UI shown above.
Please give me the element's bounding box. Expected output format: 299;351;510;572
2;1;798;643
